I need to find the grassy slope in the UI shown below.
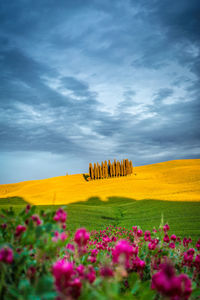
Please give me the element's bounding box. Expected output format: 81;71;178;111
1;196;200;241
0;159;200;205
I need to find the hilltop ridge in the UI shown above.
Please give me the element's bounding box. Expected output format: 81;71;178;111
0;159;200;205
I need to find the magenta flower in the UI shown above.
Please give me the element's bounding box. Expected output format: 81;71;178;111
31;215;42;226
163;224;170;232
0;247;13;264
163;234;170;243
74;228;90;248
169;242;175;249
100;266;114;277
132;226;137;233
196;238;200;251
76;264;85;277
183;237;192;247
25;204;31;214
52;259;74;292
66;243;75;252
15;225;26;237
137;229;143;237
132;257;146;270
53;208;67;223
170;234;176;242
194;254;200;270
112;239;133;268
144;231;151;241
1;223;7;229
52;231;68;242
148;242;156;250
151;262;192;299
85;265;96;283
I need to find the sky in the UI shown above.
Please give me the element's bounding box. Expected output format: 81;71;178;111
0;0;200;184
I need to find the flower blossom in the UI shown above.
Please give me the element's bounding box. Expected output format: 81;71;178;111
0;247;13;264
74;228;90;253
53;208;67;223
112;239;133;268
151;262;192;299
31;215;42;226
52;259;82;299
15;225;26;237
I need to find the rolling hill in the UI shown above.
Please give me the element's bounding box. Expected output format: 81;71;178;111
0;159;200;205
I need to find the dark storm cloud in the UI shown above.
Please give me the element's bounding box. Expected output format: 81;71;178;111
0;0;200;183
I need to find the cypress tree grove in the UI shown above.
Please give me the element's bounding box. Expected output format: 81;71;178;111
88;159;133;180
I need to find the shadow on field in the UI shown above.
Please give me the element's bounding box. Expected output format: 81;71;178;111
71;196;137;206
0;196;28;205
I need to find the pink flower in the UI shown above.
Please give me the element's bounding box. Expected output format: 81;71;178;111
0;247;13;264
69;278;82;299
25;204;31;214
151;262;192;299
196;238;200;251
183;237;192;247
144;231;151;241
15;225;26;237
53;208;67;223
132;226;137;233
52;231;68;242
74;228;90;248
183;249;195;266
52;259;74;292
163;234;170;243
52;259;82;299
76;264;85;277
66;243;75;252
148;242;156;250
194;254;200;270
1;223;7;229
31;215;42;226
132;257;146;270
85;265;96;283
100;266;114;277
112;239;133;268
169;242;175;249
170;234;176;242
60;232;68;241
137;229;143;237
163;224;170;232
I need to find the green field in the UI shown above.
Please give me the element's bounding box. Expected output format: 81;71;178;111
1;196;200;241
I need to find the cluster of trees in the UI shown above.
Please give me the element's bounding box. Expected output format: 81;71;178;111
89;159;133;180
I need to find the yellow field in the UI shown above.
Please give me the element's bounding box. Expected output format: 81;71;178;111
0;159;200;205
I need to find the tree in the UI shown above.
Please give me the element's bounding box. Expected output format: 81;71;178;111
101;162;105;179
89;163;94;179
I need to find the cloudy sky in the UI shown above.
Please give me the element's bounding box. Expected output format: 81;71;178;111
0;0;200;184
